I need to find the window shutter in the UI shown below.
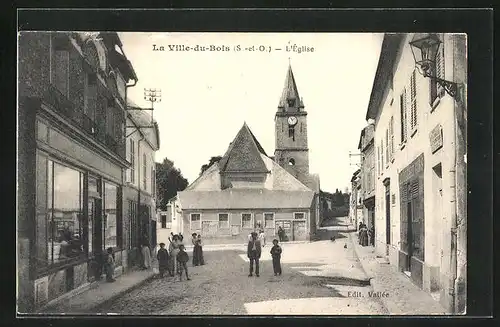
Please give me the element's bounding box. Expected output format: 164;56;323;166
400;89;408;143
381;140;384;171
436;38;445;96
390;117;394;160
385;130;389;166
410;70;417;131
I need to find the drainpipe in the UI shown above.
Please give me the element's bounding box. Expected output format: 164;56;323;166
448;34;467;314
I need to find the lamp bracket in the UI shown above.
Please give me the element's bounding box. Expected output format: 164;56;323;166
422;72;459;99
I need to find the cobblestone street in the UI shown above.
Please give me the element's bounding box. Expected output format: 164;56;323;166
95;231;387;315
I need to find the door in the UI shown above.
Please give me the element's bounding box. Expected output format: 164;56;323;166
275;220;292;241
88;197;103;256
385;188;391;251
292;221;307;241
406;200;413;272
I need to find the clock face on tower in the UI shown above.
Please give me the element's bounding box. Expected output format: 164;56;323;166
287;116;298;126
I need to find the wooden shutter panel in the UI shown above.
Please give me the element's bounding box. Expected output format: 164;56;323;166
410;71;417;130
390;117;394;160
411;179;419;198
400;89;408;143
385;130;389;165
436;37;445;96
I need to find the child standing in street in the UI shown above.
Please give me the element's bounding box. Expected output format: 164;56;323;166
157;242;170;278
270;239;282;276
176;244;191;281
105;247;116;282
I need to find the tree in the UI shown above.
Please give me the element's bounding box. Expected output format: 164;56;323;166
200;155;222;175
156;157;189;210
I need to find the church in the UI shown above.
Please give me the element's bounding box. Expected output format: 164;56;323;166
177;65;321;243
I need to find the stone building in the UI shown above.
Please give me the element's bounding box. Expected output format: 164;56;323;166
176;65;320;243
358;123;376;236
18;32;138;312
365;33;467;313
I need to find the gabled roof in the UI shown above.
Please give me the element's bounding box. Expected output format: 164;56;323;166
278;64;305;110
219;122;269;174
127;99;160;150
178;189;314;210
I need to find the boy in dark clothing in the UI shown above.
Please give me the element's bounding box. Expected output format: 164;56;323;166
247;232;262;277
176;244;191;281
157;242;169;278
270;239;282;276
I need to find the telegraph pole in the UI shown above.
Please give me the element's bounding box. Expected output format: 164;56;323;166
143;88;161;123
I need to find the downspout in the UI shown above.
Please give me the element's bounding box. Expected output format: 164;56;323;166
448;34;467;314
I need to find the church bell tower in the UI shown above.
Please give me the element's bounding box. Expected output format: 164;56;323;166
274;64;310;184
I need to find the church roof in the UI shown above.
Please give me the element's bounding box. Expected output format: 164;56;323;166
177;189;314;210
219;122;269;174
278;64;305;110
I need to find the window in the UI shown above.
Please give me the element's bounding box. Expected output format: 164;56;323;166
242;213;253;228
36;155;85;268
143;153;147;191
400;89;408;144
294;212;305;220
288;158;295;166
116;72;126;101
288;126;295;141
103;182;119;250
430;35;445;105
190;213;201;230
377;146;380;176
130;139;135;183
389;116;395;162
106;98;115;137
51;37;70;97
218;213;229;229
151;167;156;198
161;214;167;229
84;73;97;128
264;213;274;228
381;140;384;171
287;98;296;107
410;70;418;134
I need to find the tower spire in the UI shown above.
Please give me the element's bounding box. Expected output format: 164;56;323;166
278;63;304;111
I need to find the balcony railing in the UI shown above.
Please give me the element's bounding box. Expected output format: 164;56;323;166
43;83;126;160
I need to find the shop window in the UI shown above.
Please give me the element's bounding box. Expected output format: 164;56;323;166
264;213;274;228
103;182;119;250
39;158;85;268
218;213;229;229
241;213;253;228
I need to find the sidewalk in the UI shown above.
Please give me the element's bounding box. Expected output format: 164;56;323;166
38;268;155;314
349;232;449;315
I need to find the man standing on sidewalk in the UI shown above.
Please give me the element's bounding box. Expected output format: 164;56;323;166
247;232;262;277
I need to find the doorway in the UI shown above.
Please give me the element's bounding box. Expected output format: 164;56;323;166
385;184;391;255
292;220;307;241
88;197;103;256
405;182;413;273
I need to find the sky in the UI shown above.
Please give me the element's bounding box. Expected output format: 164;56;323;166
118;32;383;193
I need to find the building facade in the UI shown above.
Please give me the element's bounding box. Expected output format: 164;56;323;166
123;102;160;266
358;123;376;237
18;32;138;312
157;196;183;243
176;65;320;243
349;169;362;227
365;33;467;313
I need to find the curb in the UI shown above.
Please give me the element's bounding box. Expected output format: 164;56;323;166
91;271;156;312
348;232;391;315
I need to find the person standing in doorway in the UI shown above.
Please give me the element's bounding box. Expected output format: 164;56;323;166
270;239;282;276
277;226;284;242
247;232;262;277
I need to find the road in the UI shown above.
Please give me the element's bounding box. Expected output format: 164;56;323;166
95;230;387;315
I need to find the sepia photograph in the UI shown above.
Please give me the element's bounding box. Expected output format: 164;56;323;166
17;26;470;316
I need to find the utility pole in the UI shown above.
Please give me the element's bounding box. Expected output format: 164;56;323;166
143;88;161;123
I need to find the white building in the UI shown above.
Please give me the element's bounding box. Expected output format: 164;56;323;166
365;33;467;313
157;195;183;243
124;101;160;266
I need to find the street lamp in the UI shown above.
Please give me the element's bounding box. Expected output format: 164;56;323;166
409;33;459;99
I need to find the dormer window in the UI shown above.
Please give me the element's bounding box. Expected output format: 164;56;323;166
287;98;296;107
